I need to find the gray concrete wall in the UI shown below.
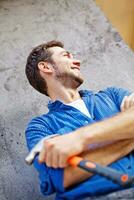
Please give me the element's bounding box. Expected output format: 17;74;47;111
0;0;134;200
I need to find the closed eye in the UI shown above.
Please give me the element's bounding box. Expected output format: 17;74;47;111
63;54;69;58
63;52;73;58
63;53;69;57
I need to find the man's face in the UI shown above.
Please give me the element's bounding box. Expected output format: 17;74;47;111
49;46;84;88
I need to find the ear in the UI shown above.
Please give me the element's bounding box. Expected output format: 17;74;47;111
37;61;53;74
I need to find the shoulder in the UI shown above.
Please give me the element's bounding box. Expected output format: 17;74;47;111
97;86;131;97
79;88;119;97
80;87;131;97
25;112;54;137
97;87;119;95
26;114;49;128
25;113;54;150
96;86;131;108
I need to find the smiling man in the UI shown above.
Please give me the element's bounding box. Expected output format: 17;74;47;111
25;40;134;200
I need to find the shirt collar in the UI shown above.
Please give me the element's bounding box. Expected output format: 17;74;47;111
48;90;93;111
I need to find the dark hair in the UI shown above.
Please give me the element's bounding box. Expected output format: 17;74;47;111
25;40;64;96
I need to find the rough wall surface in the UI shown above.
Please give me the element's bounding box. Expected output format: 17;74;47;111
0;0;134;200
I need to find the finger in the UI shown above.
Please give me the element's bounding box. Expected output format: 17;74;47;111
59;153;68;168
51;152;59;168
121;96;127;111
45;150;53;167
44;140;55;167
38;142;47;163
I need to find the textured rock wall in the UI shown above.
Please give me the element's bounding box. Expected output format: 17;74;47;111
0;0;134;200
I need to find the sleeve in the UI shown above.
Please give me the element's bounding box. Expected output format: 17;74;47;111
105;87;132;110
25;117;65;195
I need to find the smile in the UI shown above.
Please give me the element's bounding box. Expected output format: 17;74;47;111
71;66;80;70
71;62;80;70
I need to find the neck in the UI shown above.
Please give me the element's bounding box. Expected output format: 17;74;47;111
48;81;81;103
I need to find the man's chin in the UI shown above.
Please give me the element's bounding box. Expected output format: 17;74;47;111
55;72;84;88
73;76;84;88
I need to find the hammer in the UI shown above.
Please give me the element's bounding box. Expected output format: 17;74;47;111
25;136;134;187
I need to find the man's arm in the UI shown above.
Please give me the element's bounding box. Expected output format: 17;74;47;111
64;138;134;188
83;107;134;147
36;108;134;189
39;108;134;169
36;95;134;189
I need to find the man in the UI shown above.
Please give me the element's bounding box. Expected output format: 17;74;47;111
25;40;134;199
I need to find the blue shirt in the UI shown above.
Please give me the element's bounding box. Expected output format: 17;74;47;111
25;87;134;200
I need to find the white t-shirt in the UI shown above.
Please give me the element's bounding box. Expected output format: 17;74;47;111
67;98;91;118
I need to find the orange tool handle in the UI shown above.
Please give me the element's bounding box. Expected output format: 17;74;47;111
68;156;130;186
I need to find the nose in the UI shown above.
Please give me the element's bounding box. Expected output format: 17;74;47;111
70;53;81;64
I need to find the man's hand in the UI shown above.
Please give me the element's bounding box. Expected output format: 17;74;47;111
38;132;85;168
121;93;134;112
38;107;134;169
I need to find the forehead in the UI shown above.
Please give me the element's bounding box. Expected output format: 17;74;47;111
49;46;66;56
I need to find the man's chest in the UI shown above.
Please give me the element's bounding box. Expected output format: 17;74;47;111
48;94;120;135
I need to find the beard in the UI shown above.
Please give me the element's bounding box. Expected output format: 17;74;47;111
51;62;84;89
55;71;84;89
